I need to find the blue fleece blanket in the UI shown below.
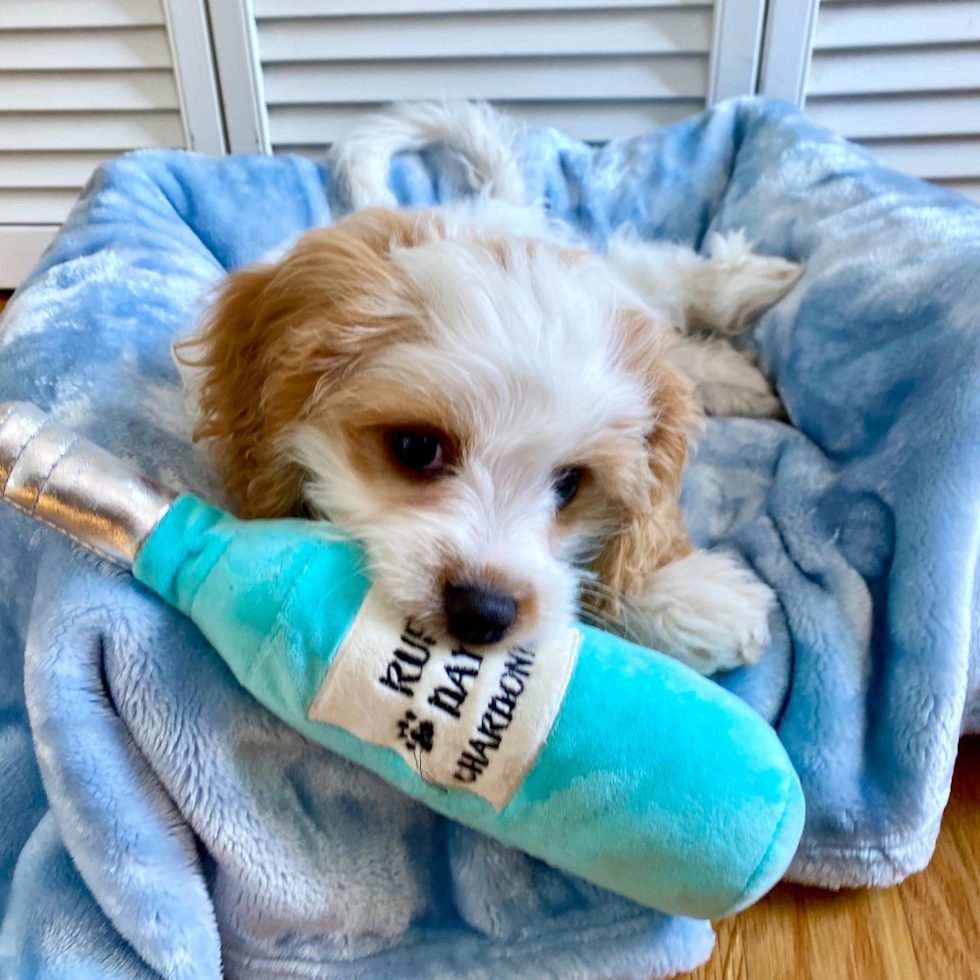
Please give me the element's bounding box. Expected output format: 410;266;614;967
1;97;978;980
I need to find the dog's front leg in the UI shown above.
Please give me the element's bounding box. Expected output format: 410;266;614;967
624;550;774;675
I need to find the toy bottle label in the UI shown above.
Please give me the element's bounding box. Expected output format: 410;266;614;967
308;587;581;809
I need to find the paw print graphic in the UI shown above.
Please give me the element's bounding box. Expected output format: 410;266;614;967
397;710;435;753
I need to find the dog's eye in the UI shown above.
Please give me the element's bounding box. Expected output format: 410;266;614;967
552;467;582;509
390;430;444;473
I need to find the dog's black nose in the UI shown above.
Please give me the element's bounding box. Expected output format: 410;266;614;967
444;583;517;646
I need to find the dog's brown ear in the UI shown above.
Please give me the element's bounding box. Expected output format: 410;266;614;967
590;309;701;601
175;260;308;517
176;208;442;518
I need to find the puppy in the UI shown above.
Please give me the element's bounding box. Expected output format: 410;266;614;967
177;103;801;674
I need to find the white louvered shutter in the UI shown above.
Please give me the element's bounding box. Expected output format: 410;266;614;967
0;0;224;288
762;0;980;204
210;0;764;156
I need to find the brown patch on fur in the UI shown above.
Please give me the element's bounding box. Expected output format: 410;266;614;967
554;245;591;268
312;376;474;513
330;382;467;459
467;232;588;278
589;308;702;607
333;420;457;512
175;208;445;517
553;468;597;530
338;425;452;508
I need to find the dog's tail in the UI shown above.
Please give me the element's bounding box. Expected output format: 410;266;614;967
330;101;526;210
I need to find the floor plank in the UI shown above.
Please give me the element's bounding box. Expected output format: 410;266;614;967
688;916;747;980
899;739;980;980
686;739;979;980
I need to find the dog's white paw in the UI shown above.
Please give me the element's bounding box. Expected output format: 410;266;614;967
703;350;784;418
628;549;774;674
722;361;784;418
702;231;804;335
698;374;785;419
672;340;785;418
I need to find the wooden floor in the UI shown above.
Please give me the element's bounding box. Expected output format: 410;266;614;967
2;289;976;979
687;738;980;980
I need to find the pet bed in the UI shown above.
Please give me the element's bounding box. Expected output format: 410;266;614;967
1;96;978;980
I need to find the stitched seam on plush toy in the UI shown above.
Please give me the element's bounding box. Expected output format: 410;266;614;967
0;492;126;567
25;431;81;512
184;533;236;621
499;626;582;809
732;783;794;908
305;593;372;723
243;545;324;687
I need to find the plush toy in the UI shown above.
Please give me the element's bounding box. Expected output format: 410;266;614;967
0;401;804;919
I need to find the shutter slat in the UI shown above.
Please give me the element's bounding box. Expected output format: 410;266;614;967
259;9;713;61
0;188;80;224
0;0;164;30
937;180;980;203
0;152;112;189
256;0;709;15
0;112;185;151
0;226;59;288
865;138;980;180
815;1;980;49
0;1;192;246
270;99;706;146
0;70;179;112
264;56;708;104
255;1;713;149
807;94;980;139
808;46;980;95
0;27;171;70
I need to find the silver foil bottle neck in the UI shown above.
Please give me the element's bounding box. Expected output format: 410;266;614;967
0;402;176;568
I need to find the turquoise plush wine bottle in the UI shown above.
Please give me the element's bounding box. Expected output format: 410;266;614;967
1;402;804;919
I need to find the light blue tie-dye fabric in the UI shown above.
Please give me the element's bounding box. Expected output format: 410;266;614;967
1;96;978;980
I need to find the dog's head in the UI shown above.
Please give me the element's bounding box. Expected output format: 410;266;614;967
179;208;697;649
